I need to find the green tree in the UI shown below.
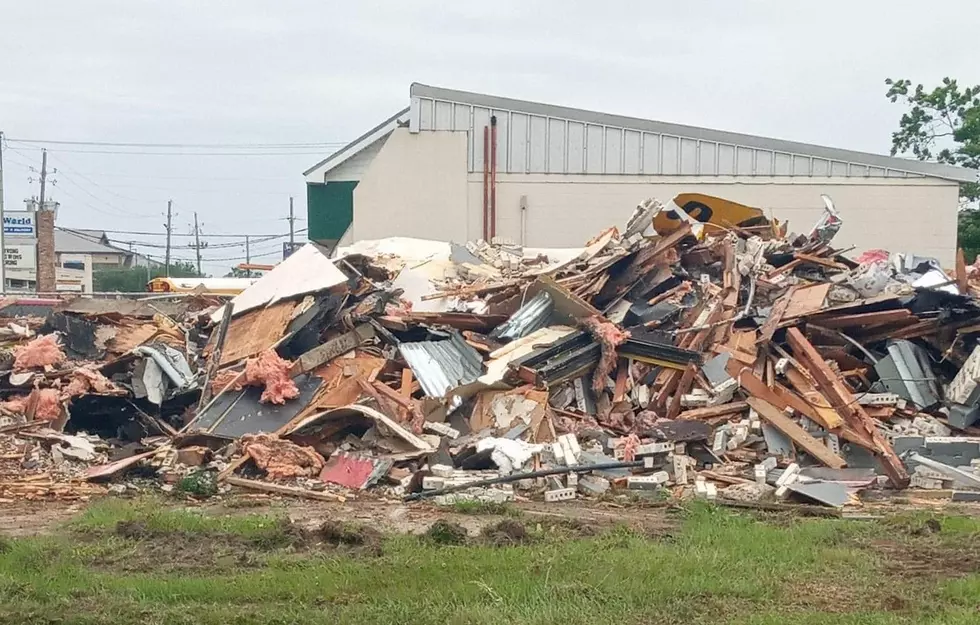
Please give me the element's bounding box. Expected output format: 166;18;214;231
885;77;980;201
886;77;980;261
224;266;250;278
93;261;202;292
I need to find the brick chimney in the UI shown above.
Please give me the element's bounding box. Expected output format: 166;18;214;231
36;202;57;294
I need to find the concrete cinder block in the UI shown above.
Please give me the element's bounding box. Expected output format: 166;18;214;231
578;475;611;497
566;472;579;487
545;487;576;502
430;464;455;478
636;441;673;456
671;454;689;485
422;476;446;490
909;475;944;490
761;457;778;472
754;464;768;486
424;422;460;439
627;473;668;491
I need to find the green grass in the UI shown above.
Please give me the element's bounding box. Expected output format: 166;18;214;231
0;499;979;624
446;499;522;516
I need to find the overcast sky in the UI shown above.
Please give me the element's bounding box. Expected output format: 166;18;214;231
2;0;978;275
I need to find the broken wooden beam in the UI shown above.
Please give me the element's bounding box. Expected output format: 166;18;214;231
746;398;846;469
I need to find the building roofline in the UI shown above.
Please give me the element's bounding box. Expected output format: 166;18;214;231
303;106;411;178
410;82;977;183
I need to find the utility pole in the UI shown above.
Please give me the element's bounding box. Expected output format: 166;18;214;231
164;199;173;277
0;130;7;293
244;235;251;278
193;212;202;276
288;195;295;253
38;149;47;210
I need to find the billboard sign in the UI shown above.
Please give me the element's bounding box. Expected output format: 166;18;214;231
3;212;36;237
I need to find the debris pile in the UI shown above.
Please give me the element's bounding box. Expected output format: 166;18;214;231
5;192;980;511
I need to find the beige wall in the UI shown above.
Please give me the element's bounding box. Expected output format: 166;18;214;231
352;127;469;242
350;129;960;266
467;175;960;265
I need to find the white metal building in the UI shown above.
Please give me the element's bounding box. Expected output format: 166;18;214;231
304;83;977;265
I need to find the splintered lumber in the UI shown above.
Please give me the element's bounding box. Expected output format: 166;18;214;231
666;364;698;420
746;398;846;469
677;401;749;420
726;359;822;423
225;476;345;502
757;286;797;344
785;327;909;487
290;324;375;376
815;309;914;329
783;367;844;429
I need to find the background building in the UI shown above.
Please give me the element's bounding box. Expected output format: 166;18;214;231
304;83;977;265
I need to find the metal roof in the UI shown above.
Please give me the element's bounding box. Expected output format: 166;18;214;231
55;228;130;255
303;107;411;178
409;83;977;182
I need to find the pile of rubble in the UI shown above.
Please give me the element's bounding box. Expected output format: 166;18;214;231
4;192;980;510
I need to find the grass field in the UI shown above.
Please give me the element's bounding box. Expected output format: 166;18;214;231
1;498;979;624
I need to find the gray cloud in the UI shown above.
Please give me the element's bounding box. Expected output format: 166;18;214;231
2;0;977;273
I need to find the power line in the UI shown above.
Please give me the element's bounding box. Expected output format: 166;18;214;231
90;227;307;238
6;138;349;149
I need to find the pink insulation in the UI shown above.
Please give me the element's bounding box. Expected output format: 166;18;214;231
0;395;30;414
64;368;118;397
30;388;63;421
13;334;67;371
241;433;325;479
242;350;300;405
580;316;630;393
210;368;244;394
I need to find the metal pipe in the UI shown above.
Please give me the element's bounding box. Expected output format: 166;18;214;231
403;459;644;501
482;126;489;241
490;115;498;240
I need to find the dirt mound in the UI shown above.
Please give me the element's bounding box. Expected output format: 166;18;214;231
425;520;468;545
481;519;531;546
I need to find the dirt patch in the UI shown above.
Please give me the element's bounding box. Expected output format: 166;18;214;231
872;539;980;579
424;520;468;545
481;519;532;546
316;520;383;555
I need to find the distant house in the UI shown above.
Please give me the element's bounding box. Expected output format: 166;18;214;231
55;228;163;270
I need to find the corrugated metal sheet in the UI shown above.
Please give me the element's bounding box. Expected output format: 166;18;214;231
399;332;484;397
410;83;976;182
490;291;554;341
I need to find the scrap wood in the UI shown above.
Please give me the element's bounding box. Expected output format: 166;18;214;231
224;476;345;502
290;323;375;376
677;401;749;420
782;367;844;429
814;309;915;329
666;364;698;420
746;398;846;469
793;252;850;271
785;327;908;487
757;286;797;345
370;380;426;434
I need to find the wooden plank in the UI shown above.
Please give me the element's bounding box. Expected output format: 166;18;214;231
225;476;345;502
220;301;296;365
746;398;846;469
783;367;844;429
793;253;850;271
677;401;749;421
726;358;822;423
400;368;414;400
757;286;796;345
781;283;832;320
290;324;375;376
957;247;968;295
815;309;914;329
785;327;908;487
666;364;698;420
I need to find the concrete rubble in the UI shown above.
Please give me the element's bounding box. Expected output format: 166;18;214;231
5;192;980;512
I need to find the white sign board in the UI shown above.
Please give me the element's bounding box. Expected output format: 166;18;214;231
4;244;37;279
3;212;36;237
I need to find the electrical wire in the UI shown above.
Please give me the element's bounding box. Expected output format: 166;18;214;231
6;138;349;149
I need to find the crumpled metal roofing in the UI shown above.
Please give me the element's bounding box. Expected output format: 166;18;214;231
490;291;554;341
399;332;483;398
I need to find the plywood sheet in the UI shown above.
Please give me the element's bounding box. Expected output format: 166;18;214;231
220;301;296;365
